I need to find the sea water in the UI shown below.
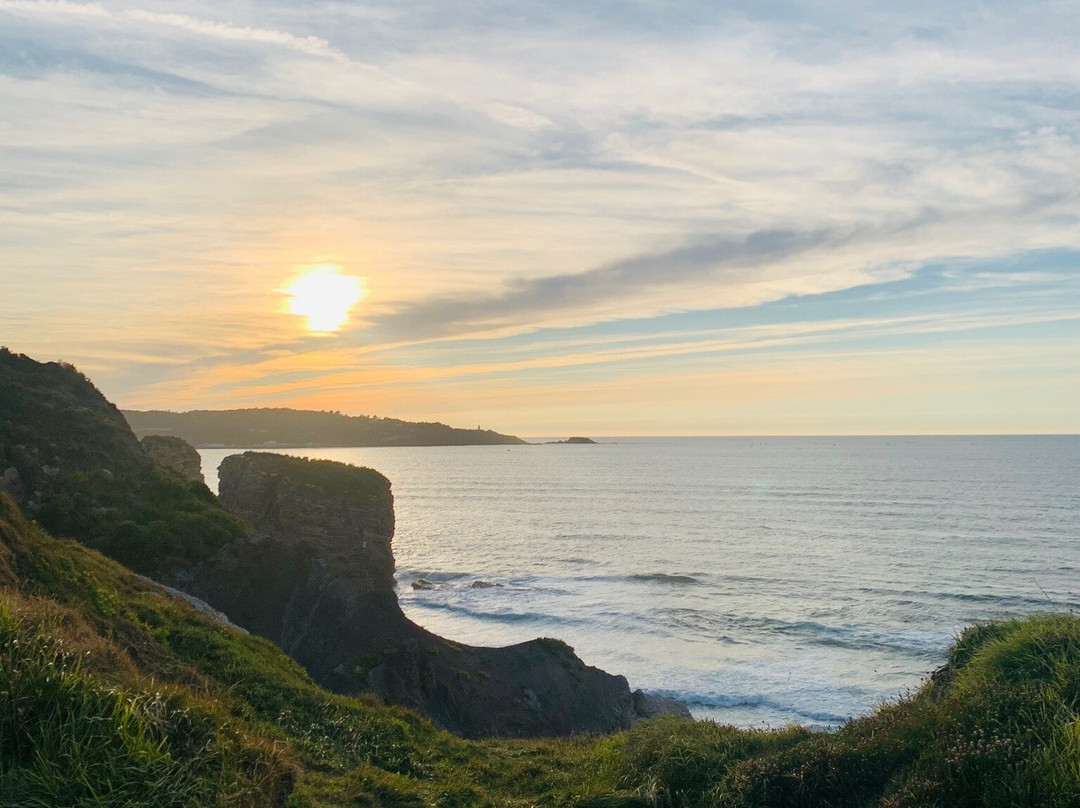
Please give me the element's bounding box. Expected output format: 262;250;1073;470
199;436;1080;727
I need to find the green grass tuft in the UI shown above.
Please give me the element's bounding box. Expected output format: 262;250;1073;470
0;607;290;807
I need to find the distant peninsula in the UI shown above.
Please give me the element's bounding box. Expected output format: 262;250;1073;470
123;407;528;448
546;436;598;444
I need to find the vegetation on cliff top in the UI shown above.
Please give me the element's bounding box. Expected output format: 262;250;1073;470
2;491;1079;807
220;451;391;503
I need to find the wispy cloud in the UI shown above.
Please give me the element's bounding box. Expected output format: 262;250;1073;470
373;227;851;339
0;1;107;16
0;1;348;60
1;0;1078;431
123;10;349;62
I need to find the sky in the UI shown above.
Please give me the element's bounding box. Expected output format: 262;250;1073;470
1;0;1079;435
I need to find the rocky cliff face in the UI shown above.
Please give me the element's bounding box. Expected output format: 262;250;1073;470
187;452;685;737
181;453;411;672
142;435;205;483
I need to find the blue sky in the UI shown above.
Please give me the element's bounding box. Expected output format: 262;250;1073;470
1;0;1078;433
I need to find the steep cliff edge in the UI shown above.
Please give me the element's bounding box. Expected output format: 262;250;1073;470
181;452;411;671
186;452;682;737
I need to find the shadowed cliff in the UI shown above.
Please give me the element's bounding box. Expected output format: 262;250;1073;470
184;451;684;737
0;348;246;578
0;348;682;738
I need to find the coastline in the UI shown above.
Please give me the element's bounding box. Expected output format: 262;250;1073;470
197;437;1080;728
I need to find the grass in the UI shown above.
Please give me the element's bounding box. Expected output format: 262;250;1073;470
1;493;1078;807
0;600;293;808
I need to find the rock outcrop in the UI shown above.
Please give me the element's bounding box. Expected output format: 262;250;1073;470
181;452;409;669
134;574;247;633
142;435;205;483
185;451;685;737
1;466;23;503
633;689;693;720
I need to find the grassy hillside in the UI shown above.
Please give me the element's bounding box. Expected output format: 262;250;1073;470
123;408;528;448
2;493;1078;807
0;348;247;578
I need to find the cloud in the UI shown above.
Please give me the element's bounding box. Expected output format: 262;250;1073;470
941;270;1067;293
368;185;1080;342
0;1;349;61
2;0;1079;430
373;226;850;339
123;10;349;62
0;1;106;16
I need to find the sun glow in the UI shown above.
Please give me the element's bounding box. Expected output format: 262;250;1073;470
284;265;367;333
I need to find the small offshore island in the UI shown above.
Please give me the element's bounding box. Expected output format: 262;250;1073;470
2;348;1079;807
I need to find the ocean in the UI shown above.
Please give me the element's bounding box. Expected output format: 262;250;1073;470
198;436;1080;728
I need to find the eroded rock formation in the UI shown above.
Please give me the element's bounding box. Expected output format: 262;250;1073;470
185;451;686;737
142;435;205;483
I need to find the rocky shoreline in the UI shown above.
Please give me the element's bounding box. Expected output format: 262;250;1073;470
180;451;689;737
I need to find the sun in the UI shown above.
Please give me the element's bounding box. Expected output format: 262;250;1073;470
284;265;367;333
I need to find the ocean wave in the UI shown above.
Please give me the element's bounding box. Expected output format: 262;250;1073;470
409;599;593;628
854;585;1064;611
758;618;948;658
397;570;473;584
643;688;849;725
569;571;706;586
399;574;576;597
659;608;950;658
627;573;703;585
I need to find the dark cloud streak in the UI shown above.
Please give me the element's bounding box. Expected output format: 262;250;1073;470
372;226;851;340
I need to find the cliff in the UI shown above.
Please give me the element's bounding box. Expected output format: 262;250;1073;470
181;453;408;673
124;407;528;447
185;451;678;737
141;434;205;483
0;348;246;577
1;352;1078;804
0;349;678;738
